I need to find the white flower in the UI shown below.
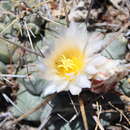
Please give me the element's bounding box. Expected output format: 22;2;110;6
39;23;127;96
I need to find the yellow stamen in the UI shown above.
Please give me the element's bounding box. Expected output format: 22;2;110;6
54;47;85;80
57;55;76;71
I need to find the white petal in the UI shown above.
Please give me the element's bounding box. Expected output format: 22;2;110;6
56;81;69;92
88;55;107;66
76;75;91;88
87;41;104;56
85;65;97;74
105;60;120;69
86;33;105;56
43;83;57;96
94;73;109;80
69;84;82;95
96;60;120;75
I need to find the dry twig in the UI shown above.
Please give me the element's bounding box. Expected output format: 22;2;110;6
94;102;103;130
108;101;130;125
79;96;88;130
0;37;44;57
93;116;104;130
62;0;69;27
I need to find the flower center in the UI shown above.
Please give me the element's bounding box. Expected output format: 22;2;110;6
54;49;85;80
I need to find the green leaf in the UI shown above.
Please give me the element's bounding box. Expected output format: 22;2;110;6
10;84;43;121
0;39;17;64
0;61;7;73
119;77;130;96
17;66;48;96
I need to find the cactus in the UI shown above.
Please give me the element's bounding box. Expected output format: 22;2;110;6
0;0;129;130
